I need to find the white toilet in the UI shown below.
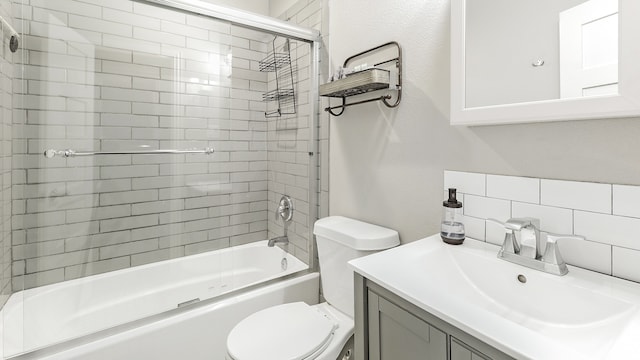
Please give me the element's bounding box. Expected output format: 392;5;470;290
225;216;399;360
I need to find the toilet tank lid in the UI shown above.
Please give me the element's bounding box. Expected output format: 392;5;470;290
313;216;399;250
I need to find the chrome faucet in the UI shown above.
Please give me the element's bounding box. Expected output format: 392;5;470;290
268;235;289;247
489;217;583;276
268;195;294;247
502;218;539;259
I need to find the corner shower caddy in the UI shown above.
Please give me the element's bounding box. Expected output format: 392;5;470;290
320;41;402;116
260;37;296;118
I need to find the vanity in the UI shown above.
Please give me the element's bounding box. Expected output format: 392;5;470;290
349;234;640;359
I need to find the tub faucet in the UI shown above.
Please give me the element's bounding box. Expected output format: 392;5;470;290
268;195;294;247
268;235;289;247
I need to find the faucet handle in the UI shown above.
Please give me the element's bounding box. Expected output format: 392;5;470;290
487;217;539;231
500;231;520;254
488;219;522;254
542;234;584;263
541;234;584;275
504;218;538;231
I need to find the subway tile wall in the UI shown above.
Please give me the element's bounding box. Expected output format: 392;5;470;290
0;0;14;308
269;0;325;267
444;171;640;283
10;0;316;290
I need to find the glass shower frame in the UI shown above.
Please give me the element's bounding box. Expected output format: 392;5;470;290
5;0;321;357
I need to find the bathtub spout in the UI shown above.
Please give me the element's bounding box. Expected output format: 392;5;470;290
268;235;288;247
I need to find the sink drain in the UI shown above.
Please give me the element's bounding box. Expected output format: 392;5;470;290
517;274;527;283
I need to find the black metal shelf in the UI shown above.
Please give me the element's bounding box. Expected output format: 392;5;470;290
320;41;402;117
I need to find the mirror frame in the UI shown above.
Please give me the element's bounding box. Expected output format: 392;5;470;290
451;0;640;126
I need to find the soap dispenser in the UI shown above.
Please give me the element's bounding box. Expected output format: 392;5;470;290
441;188;465;245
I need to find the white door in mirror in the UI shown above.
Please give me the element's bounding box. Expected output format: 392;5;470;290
560;0;618;98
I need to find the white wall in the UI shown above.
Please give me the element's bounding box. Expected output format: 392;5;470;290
328;0;640;244
270;0;299;18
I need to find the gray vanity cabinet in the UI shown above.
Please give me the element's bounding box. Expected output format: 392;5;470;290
367;289;447;359
450;338;490;360
355;274;514;360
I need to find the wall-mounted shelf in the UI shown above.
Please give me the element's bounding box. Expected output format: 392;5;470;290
319;68;390;97
320;41;402;116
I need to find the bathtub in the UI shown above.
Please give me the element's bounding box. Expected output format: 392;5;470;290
1;240;318;359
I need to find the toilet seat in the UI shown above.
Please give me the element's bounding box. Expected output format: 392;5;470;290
226;302;338;360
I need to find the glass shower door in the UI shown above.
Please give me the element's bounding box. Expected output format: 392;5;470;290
9;1;244;355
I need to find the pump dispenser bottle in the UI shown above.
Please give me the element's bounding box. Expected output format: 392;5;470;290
441;188;465;245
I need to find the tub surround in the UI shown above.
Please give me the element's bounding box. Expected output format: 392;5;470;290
445;170;640;283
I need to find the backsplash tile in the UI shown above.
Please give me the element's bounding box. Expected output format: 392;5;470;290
612;247;640;283
555;236;612;275
444;171;640;282
464;195;510;221
460;215;485;242
613;184;640;218
485;220;506;246
487;174;539;204
574;211;640;250
443;171;486;196
540;179;611;214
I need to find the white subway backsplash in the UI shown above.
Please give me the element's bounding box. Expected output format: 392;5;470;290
444;171;640;283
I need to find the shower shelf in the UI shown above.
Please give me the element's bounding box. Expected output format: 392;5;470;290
260;37;296;118
262;89;294;101
259;52;292;72
320;41;402;117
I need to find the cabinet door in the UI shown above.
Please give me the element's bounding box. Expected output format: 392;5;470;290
451;337;490;360
368;290;447;360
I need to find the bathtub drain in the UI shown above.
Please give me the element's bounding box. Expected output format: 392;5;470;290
281;258;288;271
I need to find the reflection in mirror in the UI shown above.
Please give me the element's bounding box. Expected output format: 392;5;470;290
465;0;618;108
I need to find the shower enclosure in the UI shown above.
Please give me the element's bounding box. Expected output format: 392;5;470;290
2;0;321;357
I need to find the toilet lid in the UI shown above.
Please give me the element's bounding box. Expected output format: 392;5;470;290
227;302;337;360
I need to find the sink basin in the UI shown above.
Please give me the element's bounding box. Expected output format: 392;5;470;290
349;235;640;359
447;245;634;327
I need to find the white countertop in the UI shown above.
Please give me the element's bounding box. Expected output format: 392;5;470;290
349;235;640;360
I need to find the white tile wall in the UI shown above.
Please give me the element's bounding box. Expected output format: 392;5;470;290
541;179;611;213
444;170;640;283
612;247;640;283
443;170;485;196
11;0;317;290
268;0;324;264
613;185;640;218
487;174;539;204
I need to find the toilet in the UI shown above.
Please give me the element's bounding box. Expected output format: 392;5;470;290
225;216;399;360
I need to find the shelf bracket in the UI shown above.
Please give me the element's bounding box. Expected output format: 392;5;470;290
325;95;393;116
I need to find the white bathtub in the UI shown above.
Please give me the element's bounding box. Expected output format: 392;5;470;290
1;241;318;359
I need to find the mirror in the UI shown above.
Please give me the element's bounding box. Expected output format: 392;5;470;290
451;0;640;125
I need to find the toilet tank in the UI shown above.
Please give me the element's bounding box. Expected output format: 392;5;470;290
313;216;399;317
